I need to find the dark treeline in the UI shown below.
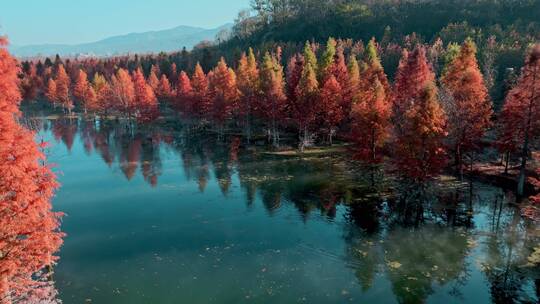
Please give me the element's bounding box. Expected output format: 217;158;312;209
233;0;540;44
226;0;540;104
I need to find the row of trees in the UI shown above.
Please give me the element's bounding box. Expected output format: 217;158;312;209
45;65;160;122
1;37;63;303
19;38;540;194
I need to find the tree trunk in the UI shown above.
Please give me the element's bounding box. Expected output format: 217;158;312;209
504;151;510;174
455;144;463;180
299;126;307;153
518;136;529;197
518;63;538;197
245;117;251;145
272;118;279;148
370;166;375;188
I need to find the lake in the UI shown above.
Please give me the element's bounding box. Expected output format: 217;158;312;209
24;114;540;303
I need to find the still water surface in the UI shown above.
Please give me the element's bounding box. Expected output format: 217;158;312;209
28;115;540;303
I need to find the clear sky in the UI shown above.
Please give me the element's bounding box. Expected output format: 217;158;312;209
1;0;251;46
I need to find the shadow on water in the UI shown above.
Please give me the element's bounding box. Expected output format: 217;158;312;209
20;113;540;304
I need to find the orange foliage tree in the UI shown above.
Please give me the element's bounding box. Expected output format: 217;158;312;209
147;68;160;92
175;71;193;116
133;68;158;123
392;46;435;133
319;75;343;145
394;83;447;182
54;64;73;114
0;37;63;303
291;42;319;151
349;39;392;164
351;78;391;164
92;73;113;115
73;69;96;113
191;63;210;120
441;39;492;177
236;48;259;141
328;46;350;116
499;44;540;196
259;51;286;146
208;58;239;134
157;74;172;100
45;79;57;105
111;68;135;118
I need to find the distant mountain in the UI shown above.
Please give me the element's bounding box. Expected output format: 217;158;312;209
10;24;232;57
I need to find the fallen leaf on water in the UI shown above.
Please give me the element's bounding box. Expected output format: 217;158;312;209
387;261;402;269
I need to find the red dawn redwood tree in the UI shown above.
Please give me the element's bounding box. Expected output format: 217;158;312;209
362;39;390;93
394;83;447;182
293;55;319;152
286;54;304;102
236;48;259;141
392;46;435;134
351;39;392;156
0;37;63;303
73;69;88;103
441;39;492;177
73;69;96;113
259;51;286;146
85;86;97;115
393;49;409;98
45;79;57;105
147;69;160;92
191;63;210;120
176;71;193;115
497;98;523;174
111;68;136;118
319;75;343;145
92;73;113;115
289;42;320;151
350;78;391;164
133;68;158;123
328;46;350;114
209;58;239;135
499;44;540;196
157;74;172;100
55;64;73;114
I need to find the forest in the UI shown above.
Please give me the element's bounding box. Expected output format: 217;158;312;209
2;0;540;302
17;36;540;198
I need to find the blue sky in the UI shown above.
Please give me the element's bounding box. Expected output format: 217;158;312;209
1;0;250;46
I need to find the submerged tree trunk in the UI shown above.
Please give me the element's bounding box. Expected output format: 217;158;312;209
518;62;538;197
299;125;308;153
245;104;252;145
370;165;375;188
504;151;510;174
271;119;279;148
455;144;463;180
518;135;529;197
